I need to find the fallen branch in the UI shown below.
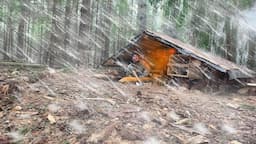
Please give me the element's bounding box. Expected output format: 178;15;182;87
169;123;201;135
83;97;116;105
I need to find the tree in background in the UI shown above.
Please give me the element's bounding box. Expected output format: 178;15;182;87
17;0;27;61
137;0;148;32
78;0;92;67
0;0;255;70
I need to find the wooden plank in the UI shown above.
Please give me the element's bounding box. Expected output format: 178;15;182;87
167;63;189;68
167;74;189;78
192;65;211;79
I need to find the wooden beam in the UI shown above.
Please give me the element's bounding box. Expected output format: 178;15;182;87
247;83;256;87
167;74;189;78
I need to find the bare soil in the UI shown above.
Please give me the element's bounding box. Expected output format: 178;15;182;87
0;68;255;144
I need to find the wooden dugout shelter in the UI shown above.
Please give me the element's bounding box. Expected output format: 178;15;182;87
104;30;255;84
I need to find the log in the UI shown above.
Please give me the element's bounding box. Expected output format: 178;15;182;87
119;76;153;83
247;83;256;87
0;62;46;69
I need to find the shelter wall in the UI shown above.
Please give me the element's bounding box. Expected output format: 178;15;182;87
137;35;176;75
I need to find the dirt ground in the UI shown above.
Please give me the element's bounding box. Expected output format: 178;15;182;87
0;67;255;144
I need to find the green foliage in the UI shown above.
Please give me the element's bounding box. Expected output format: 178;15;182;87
8;0;21;14
232;0;256;9
0;0;255;67
31;17;51;40
115;0;129;15
198;31;210;50
62;140;70;144
19;126;30;135
162;0;175;17
240;104;256;111
148;0;162;8
176;0;189;28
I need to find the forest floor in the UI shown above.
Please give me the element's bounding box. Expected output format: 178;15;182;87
0;67;256;144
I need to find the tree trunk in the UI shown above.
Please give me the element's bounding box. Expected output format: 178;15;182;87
47;0;62;67
247;34;256;70
101;0;112;63
93;0;100;67
64;0;72;50
3;19;8;60
17;0;27;61
4;5;14;61
137;0;147;32
8;17;14;60
78;0;92;67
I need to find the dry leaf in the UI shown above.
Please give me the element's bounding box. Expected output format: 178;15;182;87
186;135;209;144
175;118;190;125
229;140;242;144
0;112;3;118
47;114;56;124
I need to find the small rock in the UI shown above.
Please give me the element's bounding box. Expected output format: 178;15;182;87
226;103;240;109
11;71;20;75
47;93;57;97
13;106;22;111
167;111;181;121
238;88;249;95
120;129;145;141
143;123;153;130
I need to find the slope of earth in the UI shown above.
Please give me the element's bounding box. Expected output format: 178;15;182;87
0;67;255;144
